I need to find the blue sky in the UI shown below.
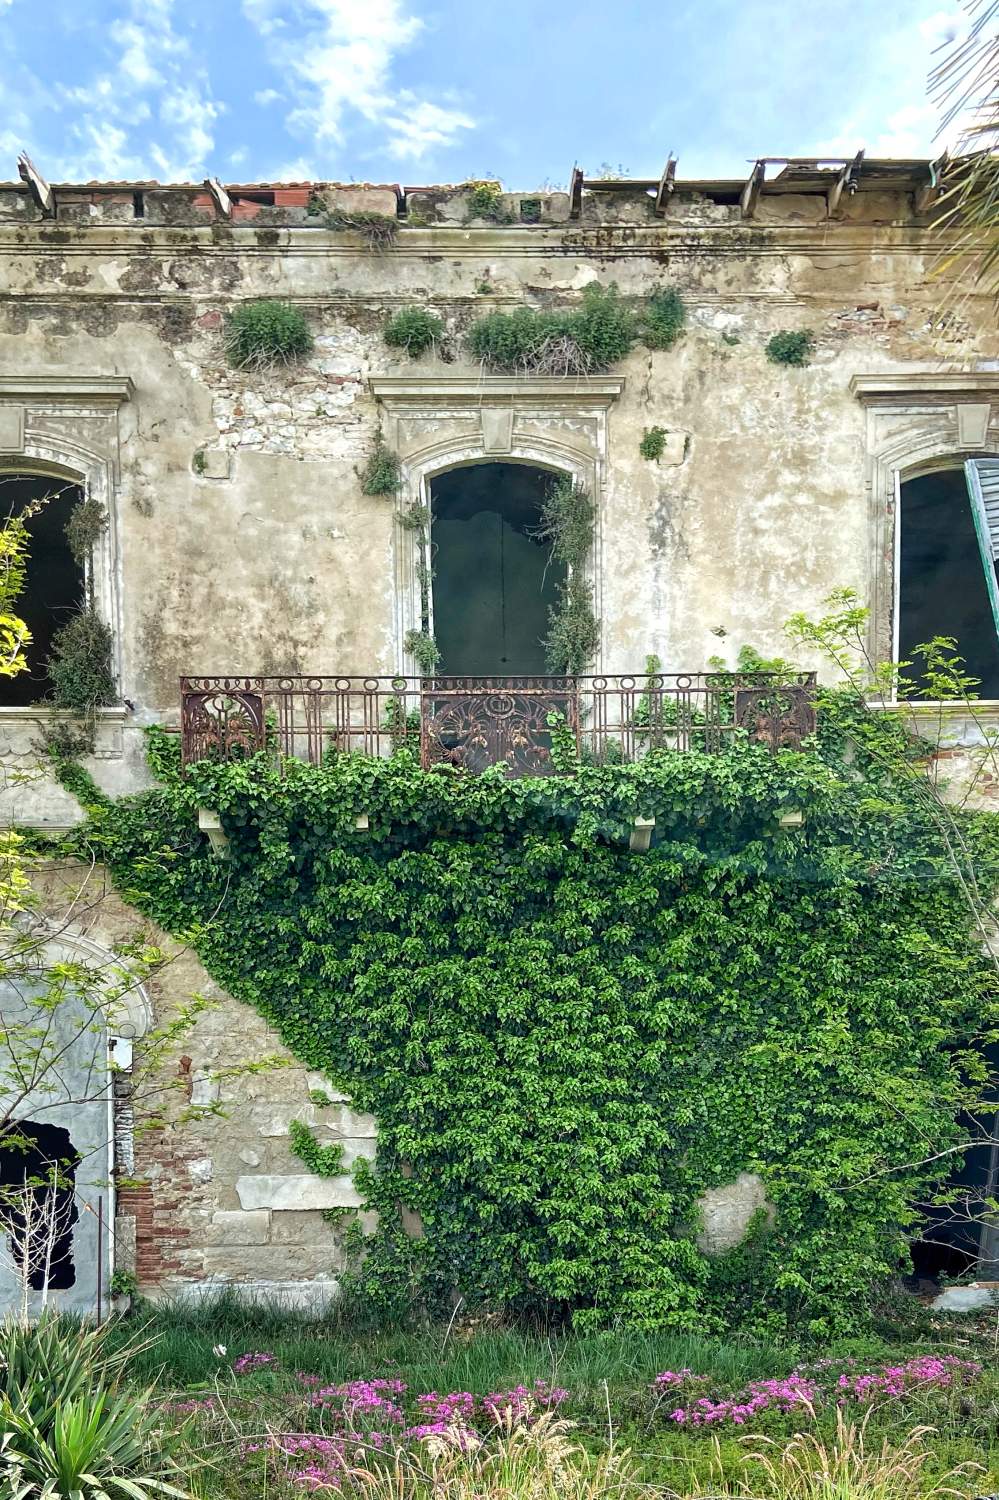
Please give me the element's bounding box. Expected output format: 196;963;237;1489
0;0;965;187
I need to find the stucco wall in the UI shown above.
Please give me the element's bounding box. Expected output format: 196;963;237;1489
1;176;997;821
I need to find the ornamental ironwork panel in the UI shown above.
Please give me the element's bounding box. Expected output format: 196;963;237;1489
732;679;818;750
180;679;267;764
421;676;577;775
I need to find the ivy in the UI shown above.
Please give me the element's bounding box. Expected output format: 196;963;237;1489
58;708;999;1336
289;1119;345;1178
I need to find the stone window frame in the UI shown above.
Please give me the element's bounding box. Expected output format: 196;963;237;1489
0;376;133;711
852;372;999;691
369;375;625;673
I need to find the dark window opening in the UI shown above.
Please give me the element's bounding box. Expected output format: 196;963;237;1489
132;191;145;218
898;469;999;697
233;190;276;206
909;1113;998;1284
0;1120;80;1290
0;474;84;707
430;463;567;676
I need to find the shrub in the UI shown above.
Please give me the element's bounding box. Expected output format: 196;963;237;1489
404;629;441;673
47;607;116;713
361;438;402;496
640;426;668;461
225;300;313;370
384;307;445;357
765;329;815;366
463;180;511;223
325;210;398;247
64;498;107;569
467;286;637;374
545;576;601;674
643;286;685;349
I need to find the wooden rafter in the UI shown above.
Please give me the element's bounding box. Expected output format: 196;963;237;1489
204;176;233;219
16;152;54;217
740;159;765;219
913;151;949;216
568;165;584;219
654;156;677;216
827;149;865;218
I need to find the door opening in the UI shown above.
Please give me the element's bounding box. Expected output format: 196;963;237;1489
430;463;566;676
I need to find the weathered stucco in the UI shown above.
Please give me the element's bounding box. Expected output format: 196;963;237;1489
1;170;997;823
3;169;999;1301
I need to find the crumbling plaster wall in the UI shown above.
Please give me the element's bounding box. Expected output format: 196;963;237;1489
29;861;374;1305
0;196;997;820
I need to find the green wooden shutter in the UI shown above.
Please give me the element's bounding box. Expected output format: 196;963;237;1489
964;458;999;641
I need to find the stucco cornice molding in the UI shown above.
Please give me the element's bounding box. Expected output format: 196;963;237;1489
850;371;999;406
370;375;625;410
0;375;134;405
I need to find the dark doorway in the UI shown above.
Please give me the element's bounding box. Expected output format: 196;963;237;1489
0;474;84;706
0;1120;80;1290
430;464;566;676
898;469;999;697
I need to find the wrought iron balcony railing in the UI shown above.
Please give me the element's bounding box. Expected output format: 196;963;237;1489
180;672;818;775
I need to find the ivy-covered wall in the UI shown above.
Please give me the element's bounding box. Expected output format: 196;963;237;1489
59;703;999;1335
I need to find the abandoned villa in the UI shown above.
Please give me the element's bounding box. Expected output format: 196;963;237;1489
3;153;999;1319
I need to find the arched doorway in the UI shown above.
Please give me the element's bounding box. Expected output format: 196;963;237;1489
430;462;566;677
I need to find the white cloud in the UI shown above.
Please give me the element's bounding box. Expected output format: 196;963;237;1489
245;0;475;165
254;88;282;105
49;0;223;182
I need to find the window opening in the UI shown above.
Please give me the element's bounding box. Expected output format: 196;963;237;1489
0;1120;80;1290
897;466;999;696
0;473;84;706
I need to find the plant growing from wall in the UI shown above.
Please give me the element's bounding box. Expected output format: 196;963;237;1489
467;285;636;375
765;329;815;367
639;427;668;462
324;210;398;247
64;498;107;570
531;477;600;674
361;434;401;496
643;287;685;349
463;180;512;224
519;197;542;223
384;307;445;357
225;300;314;371
396;503;440;673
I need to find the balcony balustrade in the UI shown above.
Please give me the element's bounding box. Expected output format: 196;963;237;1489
180;672;818;774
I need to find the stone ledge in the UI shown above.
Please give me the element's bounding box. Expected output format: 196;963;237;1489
236;1173;362;1211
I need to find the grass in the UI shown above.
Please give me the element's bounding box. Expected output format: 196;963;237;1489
91;1299;999;1496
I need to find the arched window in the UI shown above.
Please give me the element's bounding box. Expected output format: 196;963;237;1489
0;1121;79;1290
898;464;999;696
430;462;567;676
0;473;85;706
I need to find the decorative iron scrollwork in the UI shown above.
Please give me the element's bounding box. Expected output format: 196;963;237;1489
421;679;576;774
732;683;817;751
180;687;266;763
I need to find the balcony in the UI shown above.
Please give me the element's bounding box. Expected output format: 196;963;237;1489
179;673;818;775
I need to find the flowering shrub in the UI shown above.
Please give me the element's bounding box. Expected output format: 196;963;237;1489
228;1375;570;1491
653;1354;983;1429
233;1350;279;1374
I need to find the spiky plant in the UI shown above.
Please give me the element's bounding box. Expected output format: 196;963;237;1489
930;3;999;308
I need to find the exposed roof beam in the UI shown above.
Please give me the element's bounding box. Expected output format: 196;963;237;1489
16;152;54;217
204;176;233;219
827;149;864;218
740;159;765;219
913;151;949;215
568;164;583;219
654;156;677;216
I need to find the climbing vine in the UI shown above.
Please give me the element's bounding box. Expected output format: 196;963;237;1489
361;434;402;496
534;477;600;674
57;694;999;1336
